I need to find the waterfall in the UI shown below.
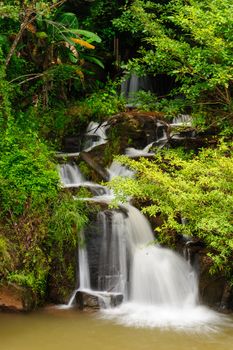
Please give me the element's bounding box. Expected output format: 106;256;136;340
125;128;168;157
56;121;109;158
171;114;192;126
94;204;198;308
62;164;199;310
79;235;91;290
58;154;220;329
66;232;91;308
82;121;108;152
121;74;153;100
105;204;199;307
97;211;127;296
107;161;135;179
93;203;219;329
59;163;85;186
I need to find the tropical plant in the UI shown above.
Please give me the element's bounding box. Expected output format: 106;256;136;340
0;1;103;108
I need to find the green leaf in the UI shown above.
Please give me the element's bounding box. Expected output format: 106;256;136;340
67;29;102;43
84;55;104;69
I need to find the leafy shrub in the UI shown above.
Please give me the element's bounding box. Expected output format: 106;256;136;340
108;142;233;277
75;81;126;121
114;0;233;133
0;125;89;299
0;127;59;216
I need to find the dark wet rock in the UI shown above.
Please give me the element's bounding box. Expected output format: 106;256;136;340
107;111;168;151
169;135;218;152
75;290;123;310
84;208;128;290
62;136;82;153
80;151;109;181
198;252;233;311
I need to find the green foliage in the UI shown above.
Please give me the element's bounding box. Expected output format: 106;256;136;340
78;161;92;179
47;194;89;300
115;0;233;132
103;128;121;165
0;50;12;127
108;142;233;276
49;194;88;248
82;0;125;45
0;3;103;110
0;235;12;278
0;127;59;216
76;82;126;121
128;90;187;118
0;122;89;298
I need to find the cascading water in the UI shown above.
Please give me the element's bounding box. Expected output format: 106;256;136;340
125;122;168;158
121;74;153;101
63;231;91;309
107;161;135;180
59;163;85;186
82;121;108;152
79;238;91;291
97;211;127;296
59;162;110;198
100;205;220;329
171;114;192;126
124;205;198;306
56;121;109;158
59;158;221;330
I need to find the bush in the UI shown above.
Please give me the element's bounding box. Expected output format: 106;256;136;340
0;126;88;300
108;142;233;277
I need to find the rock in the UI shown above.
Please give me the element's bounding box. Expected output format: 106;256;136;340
75;290;123;310
62;136;82;153
198;252;233;311
84;209;128;290
108;111;168;151
169;135;218;151
80;151;109;181
0;283;35;312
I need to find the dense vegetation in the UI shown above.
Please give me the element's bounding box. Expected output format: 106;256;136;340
0;0;232;303
114;1;233;133
108;143;233;277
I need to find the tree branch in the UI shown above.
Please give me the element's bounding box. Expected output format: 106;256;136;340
5;0;67;67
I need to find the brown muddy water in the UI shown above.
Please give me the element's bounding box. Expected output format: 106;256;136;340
0;307;232;350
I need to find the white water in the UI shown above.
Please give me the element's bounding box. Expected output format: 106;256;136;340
171;114;192;126
108;161;135;180
79;240;91;290
83;121;108;152
100;205;221;329
56;121;108;158
121;74;153;101
123;205;198;306
59;156;221;330
59;163;85;186
125;128;168;157
66;232;91;308
98;211;127;296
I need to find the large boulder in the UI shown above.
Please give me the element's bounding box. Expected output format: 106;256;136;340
107;111;167;151
198;252;233;311
75;290;123;310
0;283;35;312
